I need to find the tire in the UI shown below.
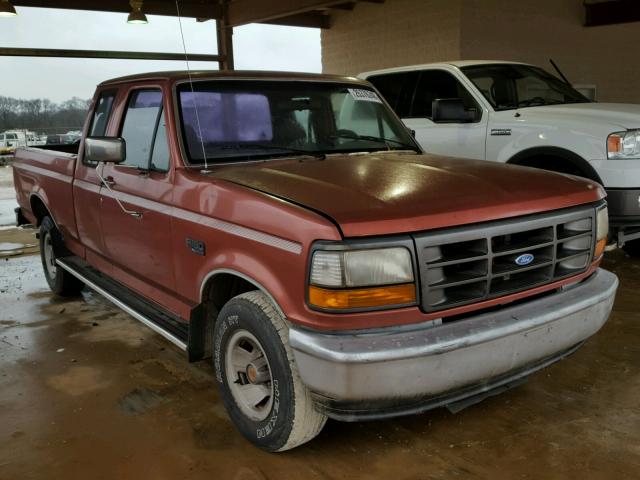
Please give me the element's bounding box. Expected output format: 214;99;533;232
39;216;84;296
213;291;327;452
623;239;640;257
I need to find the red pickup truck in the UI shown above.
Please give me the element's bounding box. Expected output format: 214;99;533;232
13;71;617;451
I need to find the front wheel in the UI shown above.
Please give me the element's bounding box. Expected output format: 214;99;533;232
39;216;84;296
213;291;327;452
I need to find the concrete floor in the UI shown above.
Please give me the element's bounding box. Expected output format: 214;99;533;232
1;226;639;480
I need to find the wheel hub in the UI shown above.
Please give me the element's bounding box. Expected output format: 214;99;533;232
43;232;57;281
225;330;274;421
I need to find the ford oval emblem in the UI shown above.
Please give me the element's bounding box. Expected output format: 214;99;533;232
515;253;535;266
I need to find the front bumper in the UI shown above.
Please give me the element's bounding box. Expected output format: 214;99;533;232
606;188;640;224
289;268;618;421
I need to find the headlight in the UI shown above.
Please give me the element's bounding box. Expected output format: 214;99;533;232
309;247;416;310
594;205;609;259
607;130;640;159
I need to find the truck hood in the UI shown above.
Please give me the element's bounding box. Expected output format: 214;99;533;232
518;103;640;130
212;153;604;237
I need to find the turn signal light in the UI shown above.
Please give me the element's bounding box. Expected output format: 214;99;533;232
607;134;622;155
309;283;416;310
594;237;606;260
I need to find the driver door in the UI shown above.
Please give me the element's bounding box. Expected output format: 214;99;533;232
370;68;488;160
99;86;177;304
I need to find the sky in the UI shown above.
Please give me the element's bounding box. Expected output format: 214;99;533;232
0;7;322;103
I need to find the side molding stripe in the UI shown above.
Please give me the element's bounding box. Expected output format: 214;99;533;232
99;189;303;255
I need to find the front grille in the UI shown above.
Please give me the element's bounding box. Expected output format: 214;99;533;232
413;206;596;313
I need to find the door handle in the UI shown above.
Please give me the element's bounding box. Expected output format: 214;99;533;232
96;164;143;219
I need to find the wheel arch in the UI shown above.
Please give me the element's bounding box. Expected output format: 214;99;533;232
507;147;603;185
29;192;55;227
188;268;287;362
200;268;285;318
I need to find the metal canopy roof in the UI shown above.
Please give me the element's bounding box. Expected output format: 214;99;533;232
4;0;384;70
11;0;384;29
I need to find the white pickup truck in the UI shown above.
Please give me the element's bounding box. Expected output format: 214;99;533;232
360;61;640;253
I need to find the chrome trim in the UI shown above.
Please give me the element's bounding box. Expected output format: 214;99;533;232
199;268;286;318
84;137;125;164
289;268;617;402
291;269;617;364
56;258;187;351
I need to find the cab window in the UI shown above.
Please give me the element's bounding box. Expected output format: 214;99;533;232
120;89;169;171
367;71;419;118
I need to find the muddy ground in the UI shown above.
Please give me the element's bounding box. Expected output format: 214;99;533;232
0;167;639;479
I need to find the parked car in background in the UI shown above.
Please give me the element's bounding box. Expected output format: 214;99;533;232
0;130;27;153
13;71;617;451
361;61;640;253
0;130;46;153
45;133;81;146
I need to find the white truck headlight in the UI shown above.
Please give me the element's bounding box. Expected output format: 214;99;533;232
608;130;640;159
309;247;416;310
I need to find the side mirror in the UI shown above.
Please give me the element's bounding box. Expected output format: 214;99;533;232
432;98;475;123
84;137;126;164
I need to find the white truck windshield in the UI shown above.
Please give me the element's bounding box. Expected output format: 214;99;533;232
461;64;590;111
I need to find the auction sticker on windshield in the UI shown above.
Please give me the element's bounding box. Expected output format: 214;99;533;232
348;88;382;103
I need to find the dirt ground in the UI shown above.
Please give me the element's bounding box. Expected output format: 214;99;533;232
0;171;639;479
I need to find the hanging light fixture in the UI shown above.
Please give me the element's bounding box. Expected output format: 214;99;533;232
0;0;17;17
127;0;148;24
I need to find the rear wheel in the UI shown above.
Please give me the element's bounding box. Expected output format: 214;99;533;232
213;291;327;452
39;216;84;296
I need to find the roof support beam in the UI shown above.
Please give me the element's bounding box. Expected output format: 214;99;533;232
263;12;331;29
12;0;223;19
216;0;234;70
0;47;223;62
227;0;346;27
584;0;640;26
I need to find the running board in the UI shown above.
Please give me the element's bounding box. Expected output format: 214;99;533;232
56;257;188;351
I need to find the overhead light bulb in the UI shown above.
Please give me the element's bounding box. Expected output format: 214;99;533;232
127;0;148;24
0;0;17;17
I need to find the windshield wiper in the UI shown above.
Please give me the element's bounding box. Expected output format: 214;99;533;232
214;143;326;159
330;133;421;153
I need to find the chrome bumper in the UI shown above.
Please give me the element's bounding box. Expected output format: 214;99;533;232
289;268;618;420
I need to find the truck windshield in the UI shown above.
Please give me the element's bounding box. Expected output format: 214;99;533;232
176;80;419;163
460;64;590;111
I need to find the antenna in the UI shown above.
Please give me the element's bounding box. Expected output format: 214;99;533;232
549;58;571;86
175;0;210;172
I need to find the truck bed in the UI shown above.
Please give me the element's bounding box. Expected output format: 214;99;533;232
12;146;79;241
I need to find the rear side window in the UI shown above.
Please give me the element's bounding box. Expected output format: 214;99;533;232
89;91;116;137
367;72;418;118
84;90;117;166
120;89;169;171
410;70;481;121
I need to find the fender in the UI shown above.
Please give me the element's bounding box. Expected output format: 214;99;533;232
507;147;603;185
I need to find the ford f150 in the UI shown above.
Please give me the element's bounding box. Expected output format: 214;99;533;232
12;71;618;451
